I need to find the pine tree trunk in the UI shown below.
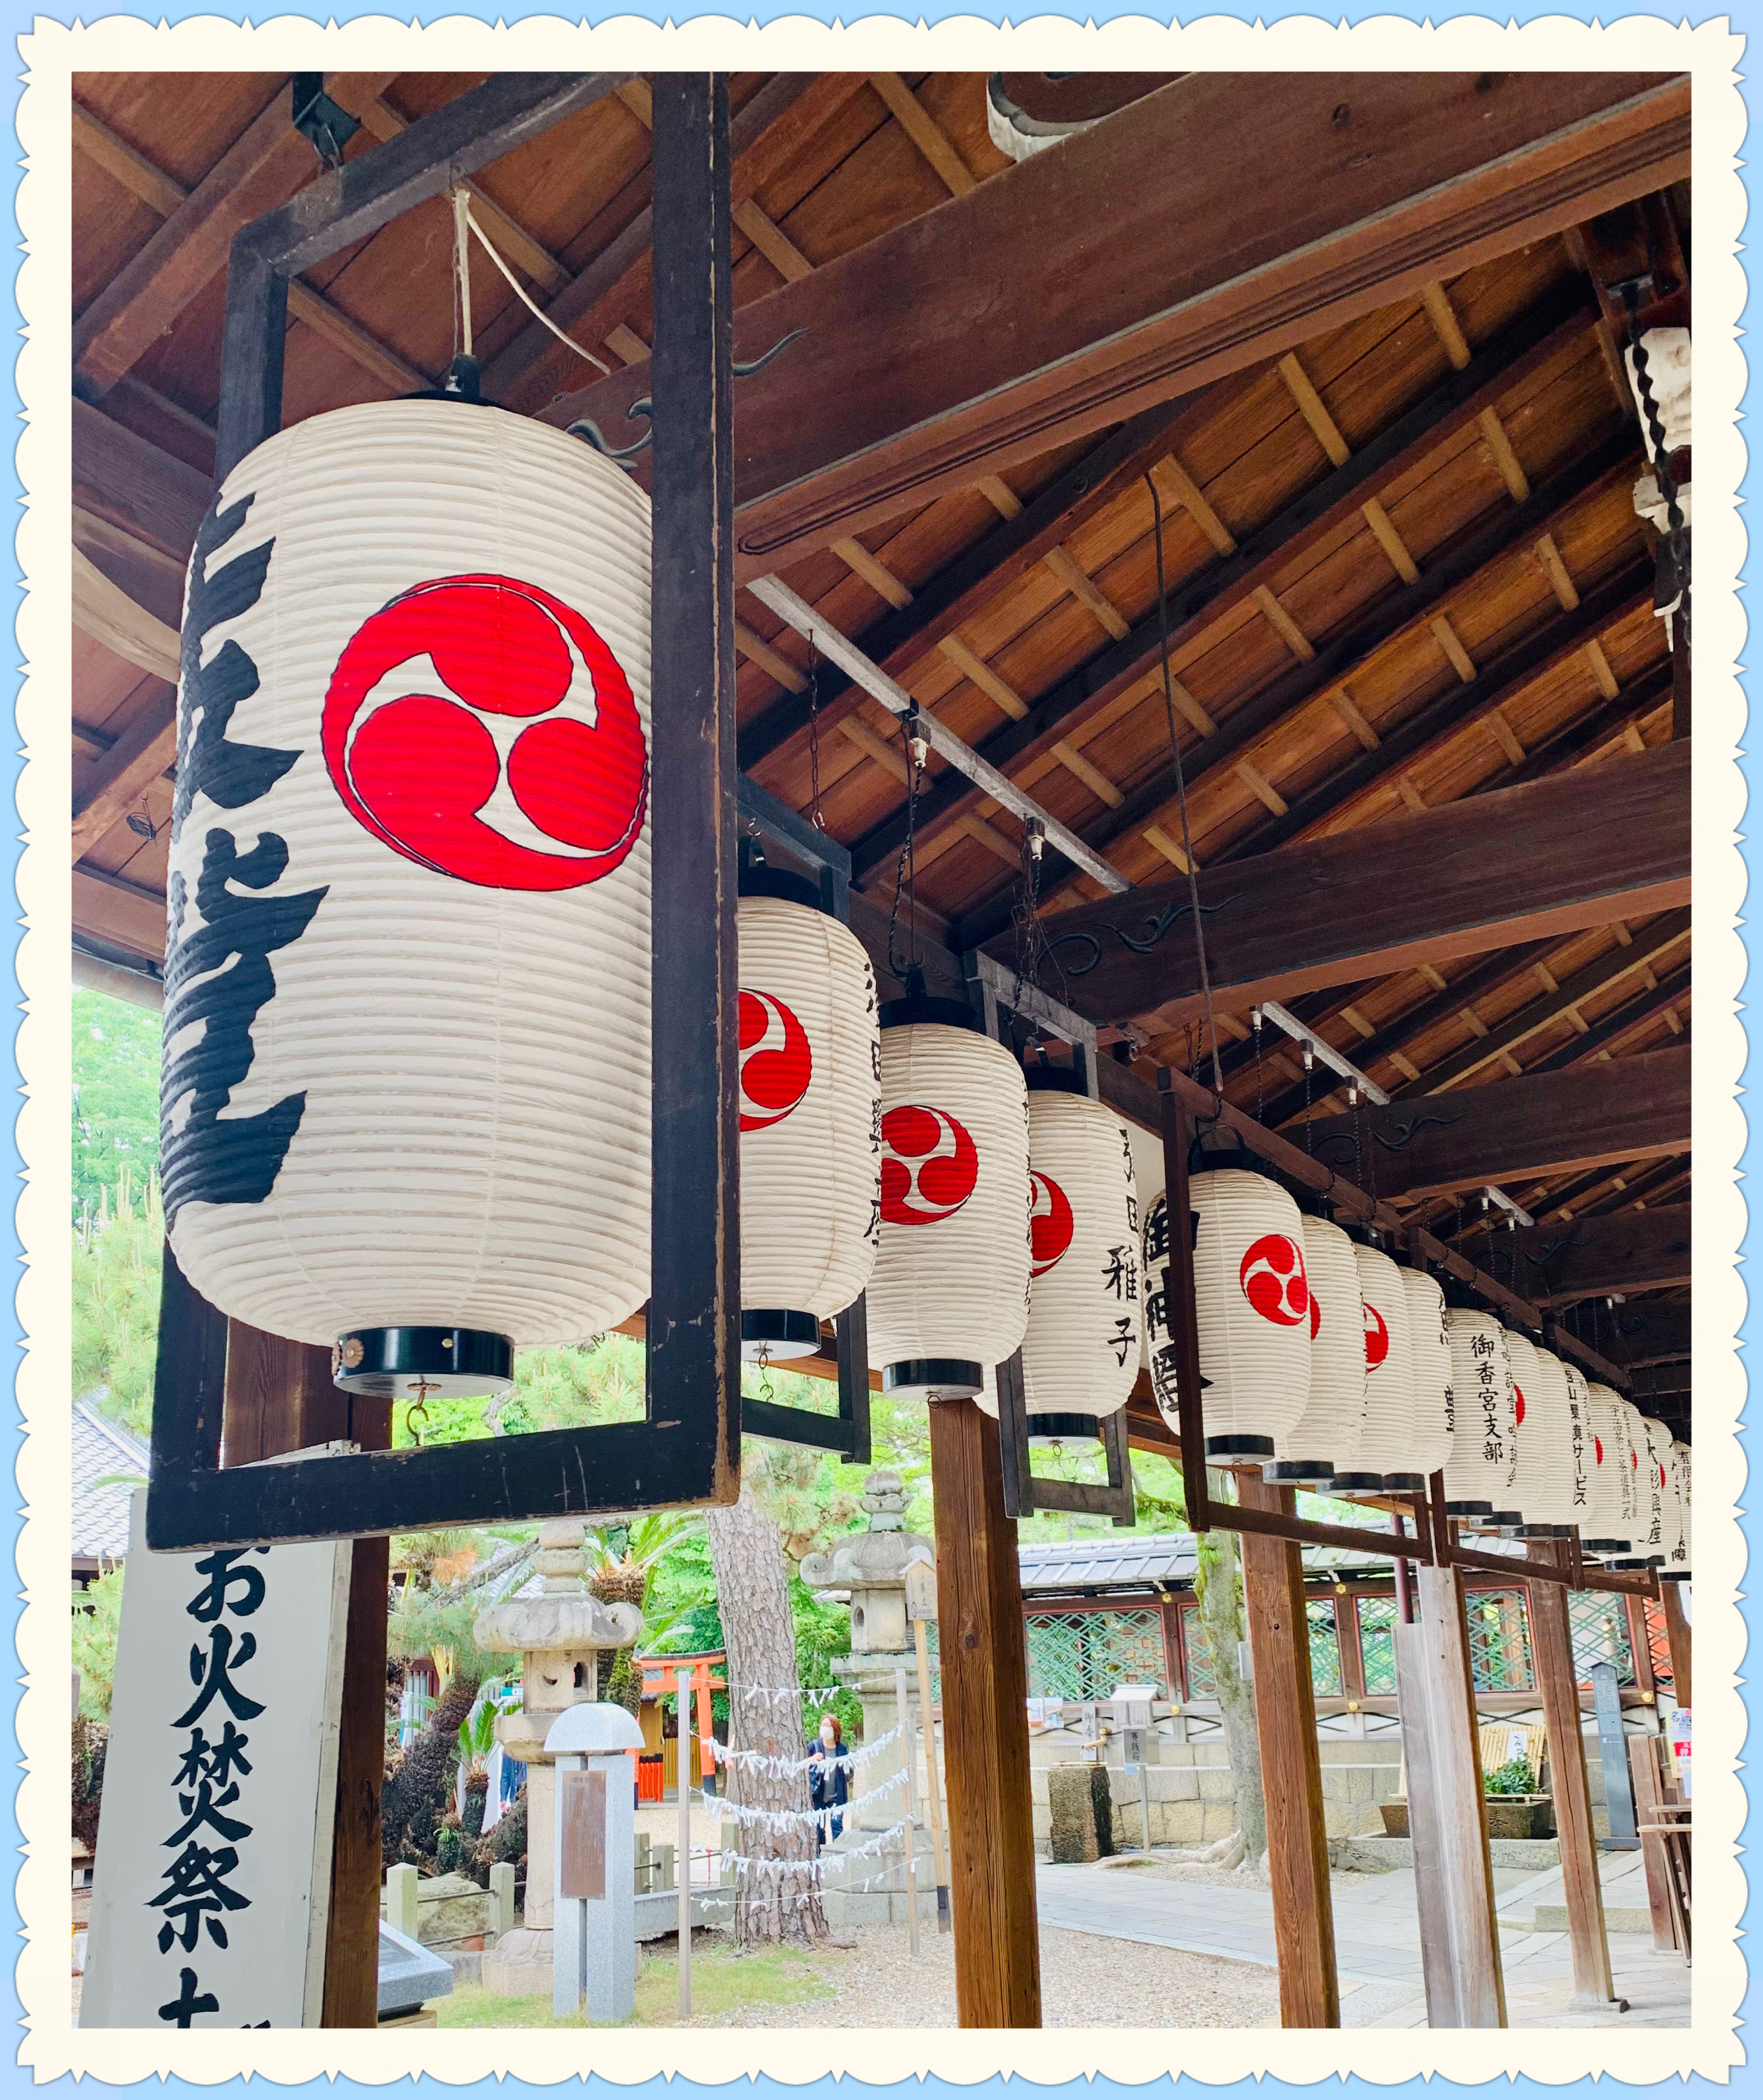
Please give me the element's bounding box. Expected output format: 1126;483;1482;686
705;1482;827;1945
1194;1467;1267;1864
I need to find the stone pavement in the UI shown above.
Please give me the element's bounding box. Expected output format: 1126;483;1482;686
1035;1846;1690;2029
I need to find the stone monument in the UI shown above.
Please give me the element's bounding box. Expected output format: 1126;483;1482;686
800;1469;938;1924
474;1519;640;1993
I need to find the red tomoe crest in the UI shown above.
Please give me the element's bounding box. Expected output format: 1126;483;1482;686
1028;1171;1076;1275
880;1105;979;1226
321;574;648;890
1594;1435;1605;1466
1362;1298;1390;1369
738;989;813;1132
1239;1233;1308;1327
1514;1385;1526;1427
1308;1288;1322;1342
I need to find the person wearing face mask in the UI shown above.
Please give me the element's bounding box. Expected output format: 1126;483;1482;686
807;1712;850;1847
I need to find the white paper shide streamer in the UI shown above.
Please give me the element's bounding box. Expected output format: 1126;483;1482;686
161;400;653;1377
737;885;880;1359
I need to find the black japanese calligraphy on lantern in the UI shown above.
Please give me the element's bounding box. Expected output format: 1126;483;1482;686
150;1842;252;1952
160;490;328;1226
158;1968;220;2028
174;1624;266;1728
185;1547;269;1623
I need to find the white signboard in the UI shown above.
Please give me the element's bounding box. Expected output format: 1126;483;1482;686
80;1495;351;2029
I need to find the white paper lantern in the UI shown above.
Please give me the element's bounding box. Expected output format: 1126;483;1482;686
1440;1310;1517;1516
1343;1243;1417;1490
1512;1346;1578;1530
160;399;654;1393
1400;1268;1456;1486
1017;1083;1141;1433
1661;1440;1692;1578
1184;1168;1311;1457
1265;1214;1364;1482
1559;1360;1598;1535
1635;1413;1675;1562
736;877;880;1360
867;1005;1030;1398
1581;1382;1636;1551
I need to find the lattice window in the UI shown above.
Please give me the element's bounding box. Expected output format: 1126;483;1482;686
1025;1609;1168;1701
1642;1597;1674;1694
1569;1591;1635;1686
1464;1588;1534;1691
1307;1597;1343;1695
1358;1596;1399;1696
1179;1602;1216;1698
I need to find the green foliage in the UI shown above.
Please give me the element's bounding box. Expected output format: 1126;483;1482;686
72;1565;126;1721
73;991;160;1222
1484;1756;1538;1797
72;1167;163;1436
605;1647;642;1719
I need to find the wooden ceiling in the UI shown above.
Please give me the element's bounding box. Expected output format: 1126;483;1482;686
66;70;1693;1424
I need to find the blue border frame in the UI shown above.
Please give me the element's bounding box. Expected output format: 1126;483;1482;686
22;8;1752;2092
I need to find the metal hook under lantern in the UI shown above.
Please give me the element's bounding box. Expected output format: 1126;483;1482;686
1015;1073;1141;1439
1334;1233;1416;1493
866;977;1030;1399
161;398;655;1396
735;854;880;1363
1264;1208;1364;1484
1439;1305;1517;1519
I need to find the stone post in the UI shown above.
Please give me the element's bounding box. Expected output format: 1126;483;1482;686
473;1519;639;1993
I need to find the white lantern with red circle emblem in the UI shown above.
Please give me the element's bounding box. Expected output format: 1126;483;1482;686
1510;1344;1578;1530
866;992;1030;1398
1400;1267;1456;1486
1016;1079;1140;1433
735;864;880;1362
1580;1381;1635;1551
159;399;653;1397
1499;1330;1546;1526
1440;1309;1517;1516
1184;1168;1310;1459
1265;1213;1362;1483
1341;1241;1417;1491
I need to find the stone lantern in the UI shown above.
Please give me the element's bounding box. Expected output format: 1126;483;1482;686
800;1469;937;1924
473;1518;639;1993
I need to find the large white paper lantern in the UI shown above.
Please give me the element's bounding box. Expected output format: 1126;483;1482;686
1580;1382;1636;1551
1187;1168;1311;1458
1558;1360;1598;1535
160;399;654;1396
1440;1310;1517;1516
1266;1214;1364;1483
1634;1413;1677;1563
1660;1440;1692;1579
1342;1242;1416;1491
1401;1267;1456;1486
1017;1080;1140;1435
1607;1403;1668;1567
866;996;1030;1398
1511;1346;1578;1531
736;871;880;1361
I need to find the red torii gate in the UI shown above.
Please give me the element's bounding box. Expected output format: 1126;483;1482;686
639;1650;726;1787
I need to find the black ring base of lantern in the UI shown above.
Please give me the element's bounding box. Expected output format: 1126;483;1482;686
332;1326;515;1397
1472;1510;1524;1531
1515;1523;1573;1539
1582;1537;1632;1553
1207;1434;1276;1459
1446;1500;1495;1518
888;1358;985;1401
740;1309;822;1361
1607;1555;1663;1571
1327;1472;1385;1493
1027;1411;1103;1443
1263;1459;1334;1482
1381;1473;1428;1492
1659;1569;1693;1582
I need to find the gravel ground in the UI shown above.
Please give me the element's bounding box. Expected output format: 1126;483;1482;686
708;1918;1279;2028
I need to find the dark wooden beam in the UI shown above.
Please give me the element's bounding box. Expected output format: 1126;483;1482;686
72;397;211;566
1498;1205;1690;1305
542;73;1688;575
927;1397;1042;2027
854;322;1626;892
1400;907;1689;1095
1302;1046;1690;1201
986;741;1690;1028
1527;961;1690;1072
1594;1302;1690;1367
1661;1581;1692;1705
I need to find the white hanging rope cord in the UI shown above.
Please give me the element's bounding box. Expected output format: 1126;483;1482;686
706;1723;902;1781
452;186;611;377
739;1681;843;1707
452;187;473;359
717;1765;907;1834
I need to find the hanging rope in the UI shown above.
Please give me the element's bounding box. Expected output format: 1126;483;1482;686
452;188;474;361
885;707;926;984
452;188;611;376
806;629;826;832
1145;472;1226;1102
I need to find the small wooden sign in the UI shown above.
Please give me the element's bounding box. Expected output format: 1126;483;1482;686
905;1560;938;1624
559;1769;607;1899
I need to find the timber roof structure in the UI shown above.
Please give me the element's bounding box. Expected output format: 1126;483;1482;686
67;69;1693;1438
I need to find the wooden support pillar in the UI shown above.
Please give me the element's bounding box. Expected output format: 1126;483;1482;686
1396;1563;1507;2027
1661;1580;1692;1707
927;1396;1042;2028
1526;1543;1622;2009
1235;1472;1339;2028
222;1323;391;2028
